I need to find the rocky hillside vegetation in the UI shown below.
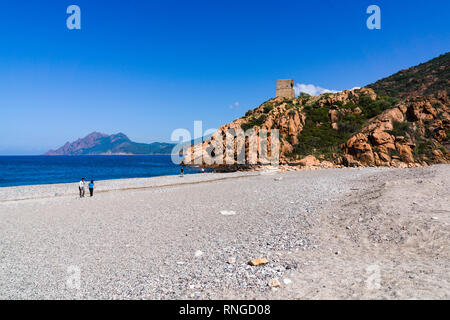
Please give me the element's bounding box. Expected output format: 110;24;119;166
184;53;449;168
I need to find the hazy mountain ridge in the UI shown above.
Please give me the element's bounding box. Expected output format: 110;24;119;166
45;132;175;155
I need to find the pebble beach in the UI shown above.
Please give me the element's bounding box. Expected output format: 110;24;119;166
0;165;448;299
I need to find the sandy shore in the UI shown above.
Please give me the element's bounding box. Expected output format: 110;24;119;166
0;165;448;299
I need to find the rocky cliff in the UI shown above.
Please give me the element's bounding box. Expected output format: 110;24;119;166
183;53;449;168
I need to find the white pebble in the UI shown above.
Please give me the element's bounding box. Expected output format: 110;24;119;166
220;210;236;216
194;250;203;257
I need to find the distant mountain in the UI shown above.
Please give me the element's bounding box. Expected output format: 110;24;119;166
45;132;176;155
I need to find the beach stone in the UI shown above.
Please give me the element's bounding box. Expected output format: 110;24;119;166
194;250;203;258
248;258;269;266
299;155;320;167
283;278;292;285
220;210;236;216
269;278;281;288
227;257;236;264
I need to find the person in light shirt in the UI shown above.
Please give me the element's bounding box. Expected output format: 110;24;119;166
79;178;85;198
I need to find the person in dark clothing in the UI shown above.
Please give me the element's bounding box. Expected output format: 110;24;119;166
89;180;94;197
180;167;184;177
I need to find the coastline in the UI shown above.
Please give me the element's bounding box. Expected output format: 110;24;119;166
0;171;257;202
0;163;435;201
41;153;177;156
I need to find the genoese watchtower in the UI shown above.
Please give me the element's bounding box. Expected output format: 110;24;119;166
276;79;295;99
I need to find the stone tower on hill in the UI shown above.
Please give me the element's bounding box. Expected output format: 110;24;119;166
276;79;295;99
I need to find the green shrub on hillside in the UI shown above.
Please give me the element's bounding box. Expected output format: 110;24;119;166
358;95;398;118
241;114;267;131
302;105;328;123
386;121;411;137
290;106;366;159
263;104;274;113
414;138;434;159
337;113;366;133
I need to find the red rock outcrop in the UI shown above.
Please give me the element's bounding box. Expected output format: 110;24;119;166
183;53;450;169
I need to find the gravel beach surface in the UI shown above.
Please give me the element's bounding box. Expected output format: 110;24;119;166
0;165;448;299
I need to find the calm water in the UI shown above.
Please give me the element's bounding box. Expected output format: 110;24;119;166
0;155;204;188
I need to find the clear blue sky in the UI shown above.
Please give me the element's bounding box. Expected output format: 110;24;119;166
0;0;449;154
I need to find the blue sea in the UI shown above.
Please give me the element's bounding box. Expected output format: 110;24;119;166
0;155;205;188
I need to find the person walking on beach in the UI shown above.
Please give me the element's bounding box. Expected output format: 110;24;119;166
89;180;95;197
180;167;184;177
79;178;85;198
